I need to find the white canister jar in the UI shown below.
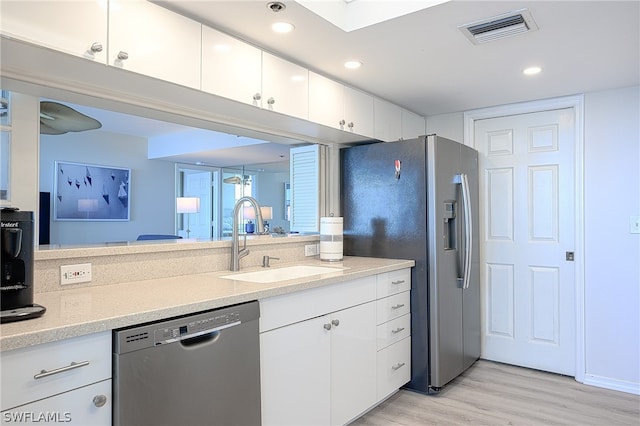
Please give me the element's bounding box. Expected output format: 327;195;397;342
320;217;343;261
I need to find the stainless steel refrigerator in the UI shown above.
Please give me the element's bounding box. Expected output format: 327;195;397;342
341;134;480;393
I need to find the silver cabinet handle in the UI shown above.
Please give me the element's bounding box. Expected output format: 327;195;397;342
90;42;103;53
391;280;405;285
34;361;90;379
392;362;406;371
331;319;340;327
391;327;405;334
117;51;129;60
267;97;275;105
92;394;107;408
391;303;405;310
323;323;332;331
253;93;262;101
348;122;354;129
339;119;346;127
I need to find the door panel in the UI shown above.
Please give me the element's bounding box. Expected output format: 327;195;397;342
475;108;575;375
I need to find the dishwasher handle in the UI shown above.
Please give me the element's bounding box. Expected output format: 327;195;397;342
180;330;220;347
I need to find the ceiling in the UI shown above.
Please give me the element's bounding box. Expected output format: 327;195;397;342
49;0;638;168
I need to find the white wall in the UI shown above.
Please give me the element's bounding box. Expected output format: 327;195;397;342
426;86;640;393
582;86;639;390
40;130;176;245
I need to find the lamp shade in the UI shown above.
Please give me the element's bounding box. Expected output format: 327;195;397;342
177;197;200;213
244;206;272;220
261;206;273;220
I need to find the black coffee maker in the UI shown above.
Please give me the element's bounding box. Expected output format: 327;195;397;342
1;207;46;323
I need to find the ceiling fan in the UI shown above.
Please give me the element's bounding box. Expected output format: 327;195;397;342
40;101;102;135
223;175;252;185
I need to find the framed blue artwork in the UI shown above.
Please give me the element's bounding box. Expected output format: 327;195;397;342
54;161;130;221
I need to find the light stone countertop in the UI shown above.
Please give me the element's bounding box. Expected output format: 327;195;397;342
0;256;414;352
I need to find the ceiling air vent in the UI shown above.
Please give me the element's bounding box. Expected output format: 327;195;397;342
459;9;538;45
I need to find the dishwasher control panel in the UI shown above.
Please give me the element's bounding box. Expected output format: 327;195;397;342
154;311;241;345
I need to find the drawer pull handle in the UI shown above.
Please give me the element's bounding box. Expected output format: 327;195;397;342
323;323;332;331
34;361;90;380
391;303;405;310
392;362;406;371
391;280;405;285
93;394;107;408
391;327;405;334
331;319;340;327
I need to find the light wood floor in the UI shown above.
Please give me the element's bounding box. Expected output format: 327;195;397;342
352;360;640;425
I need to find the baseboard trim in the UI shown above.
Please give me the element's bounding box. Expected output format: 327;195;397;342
582;374;640;395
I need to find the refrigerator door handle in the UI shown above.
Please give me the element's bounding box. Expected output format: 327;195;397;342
461;173;473;289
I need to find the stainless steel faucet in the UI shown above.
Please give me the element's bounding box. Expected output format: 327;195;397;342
230;196;264;271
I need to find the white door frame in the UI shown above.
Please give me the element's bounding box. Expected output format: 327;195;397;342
463;95;585;383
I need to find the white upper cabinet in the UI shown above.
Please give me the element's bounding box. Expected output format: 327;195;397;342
401;108;426;140
374;98;402;142
344;87;374;138
108;0;201;89
261;52;309;120
309;71;345;130
0;0;108;63
201;26;262;106
309;72;375;138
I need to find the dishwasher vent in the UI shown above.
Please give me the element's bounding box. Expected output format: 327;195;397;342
459;9;538;45
124;331;149;343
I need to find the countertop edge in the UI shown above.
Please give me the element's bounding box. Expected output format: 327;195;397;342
1;258;414;352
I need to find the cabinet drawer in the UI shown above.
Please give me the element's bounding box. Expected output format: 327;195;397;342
260;276;376;332
1;332;111;411
1;379;112;425
376;314;411;351
376;291;410;325
376;269;411;298
376;337;411;401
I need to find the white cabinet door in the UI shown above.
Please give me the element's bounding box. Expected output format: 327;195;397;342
0;1;107;63
108;0;201;89
374;98;402;142
330;302;377;426
260;315;331;426
201;25;261;106
344;87;374;138
261;52;308;119
401;109;426;140
309;71;344;130
0;379;111;426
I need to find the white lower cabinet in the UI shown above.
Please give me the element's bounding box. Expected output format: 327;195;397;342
375;268;412;401
260;315;331;425
260;270;411;425
1;379;111;426
0;331;111;426
377;336;411;400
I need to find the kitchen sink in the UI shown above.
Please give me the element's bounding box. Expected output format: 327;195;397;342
220;265;346;283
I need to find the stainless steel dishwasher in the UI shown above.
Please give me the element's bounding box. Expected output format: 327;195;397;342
113;301;261;426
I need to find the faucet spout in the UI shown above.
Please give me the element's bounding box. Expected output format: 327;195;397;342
230;196;264;271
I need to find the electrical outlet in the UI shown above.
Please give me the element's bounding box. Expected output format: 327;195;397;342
60;263;92;285
631;216;640;234
305;244;318;257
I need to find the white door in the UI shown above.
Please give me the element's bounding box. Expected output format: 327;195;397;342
183;171;213;239
475;108;576;375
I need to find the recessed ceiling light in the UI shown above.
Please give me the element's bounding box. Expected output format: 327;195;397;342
272;22;295;33
523;66;542;75
344;60;362;69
